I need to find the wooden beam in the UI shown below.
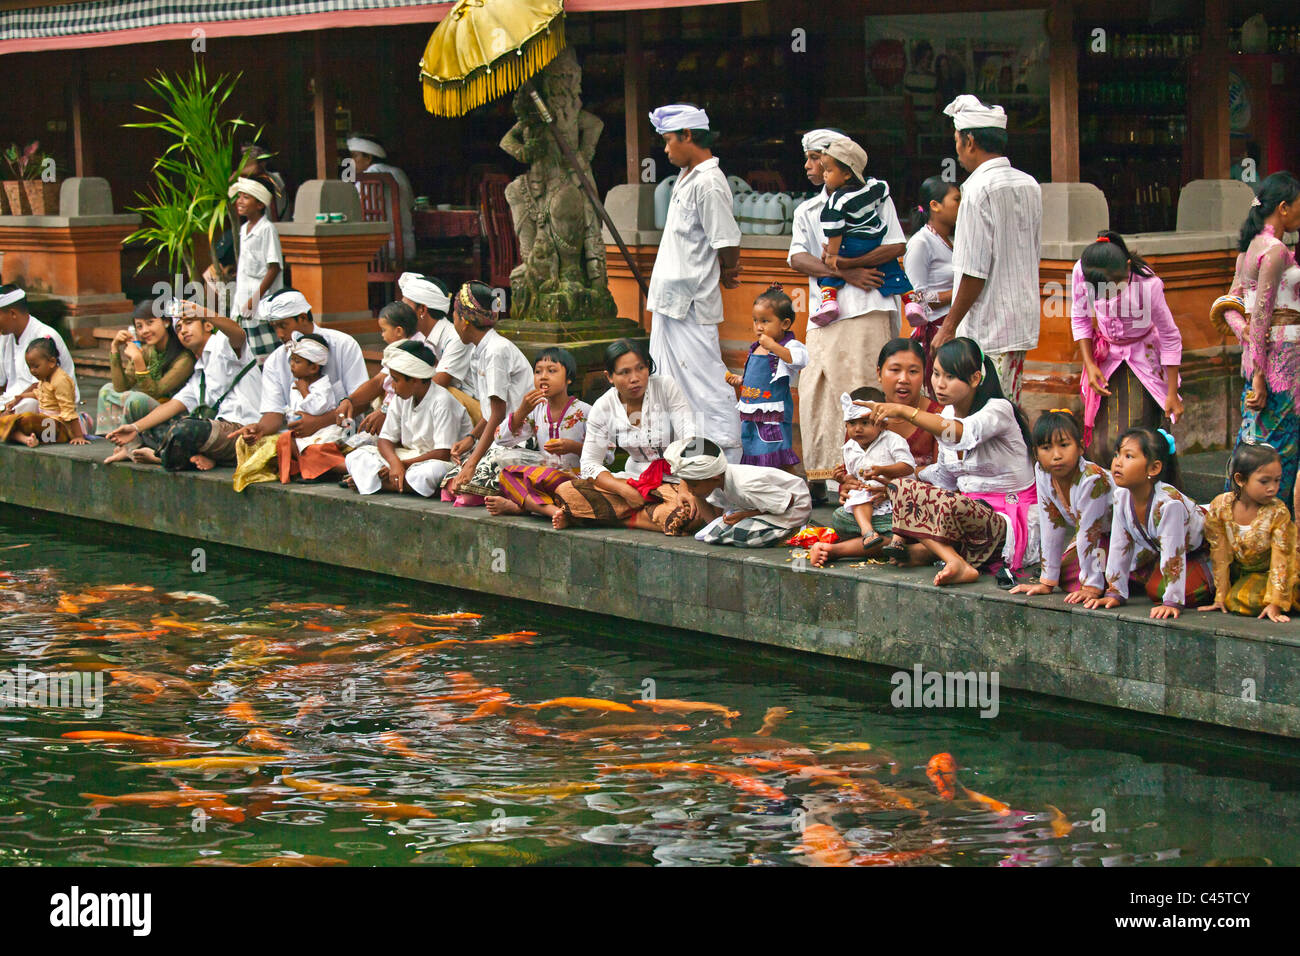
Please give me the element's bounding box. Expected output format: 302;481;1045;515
624;10;648;186
1048;0;1079;183
313;31;333;180
69;66;90;178
1199;0;1230;180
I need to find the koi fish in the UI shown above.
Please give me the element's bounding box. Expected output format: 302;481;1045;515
254;662;341;687
150;616;205;631
470;631;539;645
319;642;389;659
710;737;813;756
82;787;245;822
742;756;856;787
268;601;346;612
303;623;334;633
293;695;326;723
378;731;435;762
61;731;209;754
558;724;692;741
754;706;791;737
84;629;167;642
132;755;284;772
926;753;959;800
1046;804;1072;838
814;741;874;753
109;670;165;699
421;687;507;704
454;696;513;722
417;612;483;622
601;762;786;801
238;728;294;752
486;782;602;798
445;671;481;689
508;719;556;739
280;775;371;799
53;662;120;672
352;800;437;820
632;699;741;721
799;823;853;867
519;697;636;714
85;618;146;630
376;640;462;664
853;846;944;866
95;585;155;593
164;591;224;605
246;855;347;867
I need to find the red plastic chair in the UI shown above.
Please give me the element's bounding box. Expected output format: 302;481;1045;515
746;169;786;192
479;173;519;292
358;171;407;305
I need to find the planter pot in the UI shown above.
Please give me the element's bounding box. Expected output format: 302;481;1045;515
22;180;59;216
2;181;29;215
0;186;9;215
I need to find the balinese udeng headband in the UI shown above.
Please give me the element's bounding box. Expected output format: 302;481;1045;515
649;104;710;134
663;437;728;480
290;337;329;366
227;177;272;208
943;94;1008;130
383;340;437;379
260;290;313;322
346;136;386;159
800;128;847;154
404;276;451;313
0;287;26;308
453;283;496;328
1157;428;1177;455
840;393;873;421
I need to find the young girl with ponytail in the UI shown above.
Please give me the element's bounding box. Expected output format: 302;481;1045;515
902;177;960;388
1071;230;1184;461
725;283;808;469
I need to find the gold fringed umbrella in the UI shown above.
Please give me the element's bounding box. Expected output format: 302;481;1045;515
420;0;566;118
419;0;648;297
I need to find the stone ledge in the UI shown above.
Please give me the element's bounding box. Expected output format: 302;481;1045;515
2;440;1298;741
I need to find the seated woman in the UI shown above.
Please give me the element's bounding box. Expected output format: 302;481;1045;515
485;346;610;521
860;337;1036;587
98;300;196;456
551;338;708;535
831;338;943;541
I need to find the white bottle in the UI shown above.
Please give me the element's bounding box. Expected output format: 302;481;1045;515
773;192;793;234
653;174;677;230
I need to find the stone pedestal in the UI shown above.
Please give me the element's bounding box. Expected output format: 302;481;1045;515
0;177;138;346
277;180;390;333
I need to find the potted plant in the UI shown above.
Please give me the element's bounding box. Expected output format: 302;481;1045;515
4;141;59;215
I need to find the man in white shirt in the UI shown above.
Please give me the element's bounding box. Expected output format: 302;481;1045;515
933;95;1043;403
0;284;79;415
105;305;262;470
787;128;905;489
645;103;744;463
348;134;416;265
238;289;369;442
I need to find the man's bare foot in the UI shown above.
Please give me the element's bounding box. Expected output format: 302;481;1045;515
130;447;160;465
18;433;38;447
808;541;833;567
485;495;523;516
552;508;571;530
190;454;215;471
933;558;980;586
103;445;133;464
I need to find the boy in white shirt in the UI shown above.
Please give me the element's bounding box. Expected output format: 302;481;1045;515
228;175;283;361
664;437;812;548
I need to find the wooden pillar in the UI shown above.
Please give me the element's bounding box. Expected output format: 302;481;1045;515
312;32;335;180
1047;0;1079;182
1195;0;1230;179
69;67;91;178
624;11;649;185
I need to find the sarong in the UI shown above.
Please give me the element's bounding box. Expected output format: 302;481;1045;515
987;350;1026;404
233;434;279;492
0;411;74;443
648;306;741;455
1226;383;1298;515
345;444;451;496
278;430;345;483
801;310;893;479
497;464;572;510
554;480;704;535
695;514;791;548
1224;563;1300;616
1086;362;1163;463
887;476;1007;568
830;506;893;539
1133;550;1214;607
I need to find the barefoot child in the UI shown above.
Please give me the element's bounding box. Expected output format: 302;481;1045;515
810;388;915;567
725;283;807;469
486;347;608;521
343;341;470;496
1200;442;1298;623
665;437;811;547
228;175;283;361
285;334;344;449
1010;409;1114;604
1084;426;1212;620
0;338;88;446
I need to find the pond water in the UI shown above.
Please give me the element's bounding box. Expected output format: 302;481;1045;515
0;508;1295;867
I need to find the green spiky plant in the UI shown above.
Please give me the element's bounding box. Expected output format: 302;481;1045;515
123;61;260;305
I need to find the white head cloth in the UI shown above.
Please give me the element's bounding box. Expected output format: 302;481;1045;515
383;341;436;379
227;177;273;208
259;290;312;322
347;136;387;159
291;337;329;366
397;272;422;297
664;437;728;481
404;276;451;313
841;393;873;421
801;128;848;154
649;104;710;134
943;94;1007;130
0;287;26;308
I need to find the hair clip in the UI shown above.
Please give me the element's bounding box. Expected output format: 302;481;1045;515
1048;408;1072;414
1156;427;1176;455
917;204;925;213
1096;236;1110;243
1251;196;1262;207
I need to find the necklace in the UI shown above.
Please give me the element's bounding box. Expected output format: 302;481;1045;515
927;222;953;249
546;396;575;441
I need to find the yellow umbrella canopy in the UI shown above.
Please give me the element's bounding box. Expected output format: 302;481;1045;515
420;0;567;117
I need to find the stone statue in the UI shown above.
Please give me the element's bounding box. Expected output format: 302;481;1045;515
500;47;617;324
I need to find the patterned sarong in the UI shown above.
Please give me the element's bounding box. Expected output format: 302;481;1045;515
497;465;573;510
887;476;1007;568
695;514;791;547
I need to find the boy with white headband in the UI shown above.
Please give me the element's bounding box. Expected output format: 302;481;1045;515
396;272;480;423
664;436;812;548
0;283;78;416
932;94;1042;403
342;340;470;496
645;103;744;463
348;133;415;263
285;333;343;452
228;173;283;361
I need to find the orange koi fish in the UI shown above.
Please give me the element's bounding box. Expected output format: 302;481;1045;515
378;731;435;762
421;687;506;704
470;631;539;645
852;846;944;866
710;737;813;756
754;706;791;737
601;762;786;800
133;755;284;772
238;728;294;752
417;612;483;622
245;855;347;867
558;724;692;741
303;623;335;632
376;640;462;664
108;670;165;699
61;731;208;754
96;584;155;593
926;752;1011;814
293;695;326;722
1046;804;1072;838
632;699;741;721
254;662;341;687
150;616;204;631
799;823;853;867
84;629;167;642
268;602;344;612
742;757;856;788
222;702;262;725
82;786;245;823
352;800;437;820
445;671;481;688
964;787;1012;816
85;618;146;630
279;775;371;799
508;718;556;739
520;697;636;714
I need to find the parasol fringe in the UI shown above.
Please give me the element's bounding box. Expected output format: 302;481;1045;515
421;17;566;117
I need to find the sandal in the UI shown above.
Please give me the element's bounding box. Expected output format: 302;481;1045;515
880;537;908;562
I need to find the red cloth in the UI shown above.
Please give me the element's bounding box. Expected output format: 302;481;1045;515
627;458;673;498
276;431;345;483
